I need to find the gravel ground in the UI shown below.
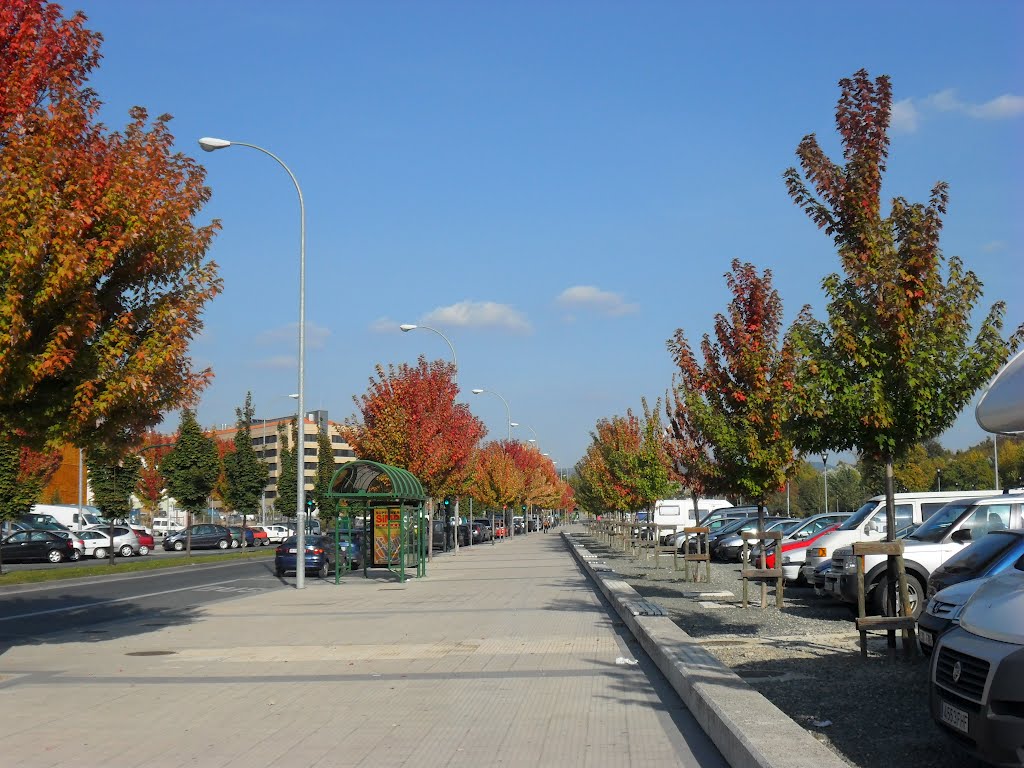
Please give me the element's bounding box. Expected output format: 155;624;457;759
577;533;984;768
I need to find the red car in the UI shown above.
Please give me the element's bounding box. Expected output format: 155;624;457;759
131;526;155;556
766;523;840;580
250;526;270;546
493;523;507;539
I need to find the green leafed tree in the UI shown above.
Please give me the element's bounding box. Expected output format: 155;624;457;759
161;409;218;553
784;69;1022;615
311;423;336;520
88;453;141;521
223;392;269;528
275;418;298;520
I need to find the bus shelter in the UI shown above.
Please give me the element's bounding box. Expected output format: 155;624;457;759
325;460;427;582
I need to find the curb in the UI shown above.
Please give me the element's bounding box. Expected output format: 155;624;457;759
563;532;848;768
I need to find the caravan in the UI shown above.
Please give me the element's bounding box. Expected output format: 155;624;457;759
651;498;733;544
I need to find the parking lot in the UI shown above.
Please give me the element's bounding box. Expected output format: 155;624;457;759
578;532;980;768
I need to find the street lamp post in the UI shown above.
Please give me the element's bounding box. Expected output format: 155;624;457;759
199;136;308;589
399;324;458;386
471;388;512;440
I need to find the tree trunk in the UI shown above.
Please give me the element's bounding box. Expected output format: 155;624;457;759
884;456;897;651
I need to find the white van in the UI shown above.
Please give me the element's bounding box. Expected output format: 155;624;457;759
152;518;184;536
31;503;104;531
648;498;733;544
800;490;999;583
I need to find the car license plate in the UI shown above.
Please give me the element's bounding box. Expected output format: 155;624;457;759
918;628;933;648
940;700;969;734
288;548;297;554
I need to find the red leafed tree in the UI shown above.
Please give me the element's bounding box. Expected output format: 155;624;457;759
0;0;221;456
347;358;486;498
668;260;800;531
135;431;175;515
472;441;524;511
504;440;562;509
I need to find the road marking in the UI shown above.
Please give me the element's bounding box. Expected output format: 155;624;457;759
0;578;251;623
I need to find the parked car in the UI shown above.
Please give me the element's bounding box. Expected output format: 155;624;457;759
458;522;486;545
162;524;232;551
918;530;1024;656
77;528;114;559
826;495;1023;618
430;520;453;550
765;524;842;582
274;534;335;578
228;526;256;548
493;521;507;539
473;519;494;542
1;529;75;563
800;490;1000;584
50;530;84;561
130;526;155;555
752;513;851;569
713;517;798;561
85;524;141;557
929;569;1024;765
322;529;365;569
681;515;753;555
262;524;293;544
250;526;270;546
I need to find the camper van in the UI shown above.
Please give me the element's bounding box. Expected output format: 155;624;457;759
651;498;734;544
30;504;104;531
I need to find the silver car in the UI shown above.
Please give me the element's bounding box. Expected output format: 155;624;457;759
85;525;140;557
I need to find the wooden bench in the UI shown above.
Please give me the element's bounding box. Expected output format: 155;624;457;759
682;526;711;582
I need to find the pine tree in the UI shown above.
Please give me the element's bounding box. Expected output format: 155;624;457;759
224;392;269;529
161;410;218;554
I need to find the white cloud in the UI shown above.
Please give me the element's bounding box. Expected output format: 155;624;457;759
890;99;919;133
924;88;962;112
981;241;1006;253
252;355;295;370
556;285;638;317
256;321;331;350
423;301;531;332
969;94;1024;119
368;316;401;333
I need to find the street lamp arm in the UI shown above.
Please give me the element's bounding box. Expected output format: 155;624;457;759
400;324;457;386
471;388;512;441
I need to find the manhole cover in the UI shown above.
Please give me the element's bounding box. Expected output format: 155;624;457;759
125;650;176;657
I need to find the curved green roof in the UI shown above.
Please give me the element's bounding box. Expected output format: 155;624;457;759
327;460;426;503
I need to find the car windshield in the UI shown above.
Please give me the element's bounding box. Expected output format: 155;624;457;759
905;500;978;543
938;532;1022;575
774;520;803;535
717;517;757;535
839;501;879;530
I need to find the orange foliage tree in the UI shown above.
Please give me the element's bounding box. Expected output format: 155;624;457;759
0;0;221;456
347;358;486;500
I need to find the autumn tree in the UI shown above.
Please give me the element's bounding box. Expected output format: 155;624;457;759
669;260;800;533
472;441;524;515
665;370;725;517
505;440;563;523
0;437;62;574
347;358;486;501
134;432;175;520
785;69;1021;618
0;1;221;461
161;410;218;554
223;392;268;528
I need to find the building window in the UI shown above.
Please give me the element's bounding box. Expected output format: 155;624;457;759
304;462;317;471
265;491;277;500
331;435;346;444
264;435;277;445
333;449;355;458
267;463;277;472
303;447;317;456
261;449;277;458
251;436;264;446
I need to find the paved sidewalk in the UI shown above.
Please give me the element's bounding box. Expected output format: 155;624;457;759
1;529;725;768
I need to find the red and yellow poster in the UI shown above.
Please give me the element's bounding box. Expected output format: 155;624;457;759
373;508;402;565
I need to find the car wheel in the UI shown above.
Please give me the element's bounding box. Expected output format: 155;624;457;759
94;547;107;559
173;540;184;551
138;545;150;556
69;550;82;562
218;539;229;550
318;559;330;579
47;549;64;563
230;539;239;549
874;574;926;619
120;545;135;557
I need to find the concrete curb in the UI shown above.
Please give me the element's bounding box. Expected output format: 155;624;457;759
563;532;848;768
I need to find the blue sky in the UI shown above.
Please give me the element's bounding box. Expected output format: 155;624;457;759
71;0;1022;468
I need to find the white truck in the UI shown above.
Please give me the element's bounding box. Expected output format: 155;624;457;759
30;503;104;531
648;498;733;544
825;493;1023;616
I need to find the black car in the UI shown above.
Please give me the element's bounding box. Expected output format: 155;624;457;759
458;522;486;545
162;524;233;551
473;519;494;542
1;529;76;563
431;519;454;550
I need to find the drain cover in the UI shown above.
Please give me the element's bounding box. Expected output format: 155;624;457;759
125;650;176;657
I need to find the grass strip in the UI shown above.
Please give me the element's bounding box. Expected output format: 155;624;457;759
0;547;275;586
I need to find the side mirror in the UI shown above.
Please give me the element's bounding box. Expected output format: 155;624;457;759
950;528;973;544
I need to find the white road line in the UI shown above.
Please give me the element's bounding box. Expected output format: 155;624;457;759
0;578;248;623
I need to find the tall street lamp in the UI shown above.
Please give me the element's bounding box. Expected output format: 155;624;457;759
399;324;458;386
198;136;309;590
471;388;512;441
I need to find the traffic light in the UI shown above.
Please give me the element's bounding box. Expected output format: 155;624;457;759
521;504;527;512
443;497;451;510
306;498;316;512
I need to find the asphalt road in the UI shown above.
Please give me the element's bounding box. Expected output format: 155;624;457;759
0;557;290;646
1;540;275;572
